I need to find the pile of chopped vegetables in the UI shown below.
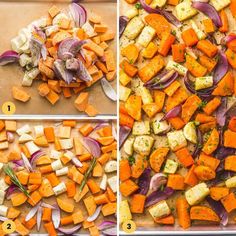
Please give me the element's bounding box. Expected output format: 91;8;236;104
0;120;117;235
119;0;236;230
0;3;116;116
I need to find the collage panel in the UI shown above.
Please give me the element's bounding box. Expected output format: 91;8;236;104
0;118;117;235
119;0;236;235
0;0;117;116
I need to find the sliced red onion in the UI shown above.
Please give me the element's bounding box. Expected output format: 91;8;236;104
213;51;228;84
101;78;117;101
98;221;116;230
30;150;46;166
150;173;167;192
33;26;46;40
119;126;131;149
0;216;8;222
215;147;235;160
144;71;178;90
192;1;222;27
52;204;60;229
161;105;181;121
145;187;174;208
6;185;20;200
94;122;110;131
7;132;14;143
76;59;93;82
26;202;41;221
221;34;236;45
0;50;19;66
58;224;82;235
13;159;24;167
84;137;101;158
137;168;151;195
139;0;181;27
119;16;128;38
87;206;102;222
72;157;83;167
102;226;117;236
41;202;56;209
41;44;47;61
66;58;80;71
21;152;33;172
216;97;227;127
69;3;87;27
53;59;74;84
207;35;219;46
37;206;42;231
206;196;228;226
58;38;86;60
192;128;202;158
30;37;43;67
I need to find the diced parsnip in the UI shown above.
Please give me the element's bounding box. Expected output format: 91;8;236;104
19;134;33;143
119;85;131;102
16;124;31;136
120;36;135;50
150;0;167;8
19;40;30;53
56;167;69;176
183;122;197;144
164;159;178;174
166;60;187;76
51;159;63;171
152;113;169;135
195;76;213;91
53;182;67;196
0;205;8;217
167;130;187;151
175;0;198;21
0;142;8;150
136;84;153;104
137;26;156;48
0;190;5;204
124;136;135;156
59;138;73;149
82;22;96;37
105;161;117;173
123;16;145;40
100;174;107;190
185;183;210;205
120;200;132;223
132;121;150;135
11;36;26;53
149;200;171;219
19;54;31;67
210;0;230;11
124;7;139;19
25;141;40;155
52;13;68;25
0;179;9;191
133;135;154;156
108;176;117;193
34;125;44;138
225;176;236;188
45;25;59;37
190;20;206;40
50;150;62;159
59;126;71;139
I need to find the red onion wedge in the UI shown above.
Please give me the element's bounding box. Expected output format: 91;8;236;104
0;50;19;66
84;137;101;158
30;150;46;167
150;173;167;192
37;206;42;231
21;152;33;172
87;206;102;222
213;51;228;84
161;105;181;121
54;59;74;84
119;16;129;38
101;78;117;101
41;202;56;209
69;3;87;27
137;168;151;195
0;216;8;222
6;185;20;200
76;59;93;82
119;126;131;149
52;204;60;229
216;97;227;127
26;202;41;221
192;128;202;158
58;224;82;235
98;221;116;230
139;0;181;27
72;157;83;167
102;226;117;236
192;1;222;27
7;132;14;143
221;33;236;45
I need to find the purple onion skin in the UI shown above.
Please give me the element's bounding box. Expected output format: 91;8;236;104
0;50;19;66
119;16;128;38
161;105;181;121
145;187;174;208
137;168;151;195
215;146;235;160
208;170;234;186
216;97;227;127
119;126;131;149
213;51;228;84
192;128;202;158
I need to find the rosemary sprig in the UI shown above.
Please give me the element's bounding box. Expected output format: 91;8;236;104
79;157;97;192
4;165;30;198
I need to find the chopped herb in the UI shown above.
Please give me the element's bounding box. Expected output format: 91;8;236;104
128;156;136;166
135;2;142;9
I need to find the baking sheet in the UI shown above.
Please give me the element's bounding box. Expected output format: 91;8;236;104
0;118;117;235
119;0;236;234
0;0;117;116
